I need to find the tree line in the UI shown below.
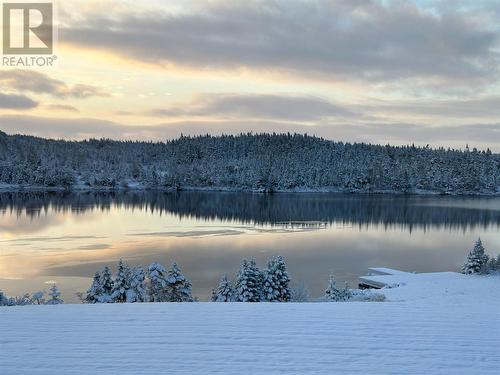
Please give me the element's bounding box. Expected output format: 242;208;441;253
0;131;498;194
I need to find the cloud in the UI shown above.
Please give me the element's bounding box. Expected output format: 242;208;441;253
0;93;38;109
146;93;357;121
0;114;498;151
45;104;80;112
61;0;500;90
362;96;500;119
0;70;108;99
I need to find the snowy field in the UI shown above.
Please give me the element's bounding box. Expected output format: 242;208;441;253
1;273;499;375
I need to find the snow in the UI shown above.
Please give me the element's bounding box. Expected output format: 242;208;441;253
1;273;498;374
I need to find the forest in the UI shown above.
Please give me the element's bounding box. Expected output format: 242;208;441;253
0;131;498;194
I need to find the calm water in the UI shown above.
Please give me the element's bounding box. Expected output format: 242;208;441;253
1;191;499;302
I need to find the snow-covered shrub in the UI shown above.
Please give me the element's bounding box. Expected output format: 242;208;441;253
212;275;234;302
325;275;351;302
350;289;386;302
290;282;310;302
46;284;63;305
147;262;169;302
165;262;193;302
462;238;489;274
235;259;263;302
262;256;291;302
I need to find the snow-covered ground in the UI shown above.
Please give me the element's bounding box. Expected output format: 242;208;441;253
1;272;498;375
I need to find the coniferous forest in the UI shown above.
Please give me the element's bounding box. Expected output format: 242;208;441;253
0;130;498;194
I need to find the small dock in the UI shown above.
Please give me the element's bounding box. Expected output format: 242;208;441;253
358;267;411;289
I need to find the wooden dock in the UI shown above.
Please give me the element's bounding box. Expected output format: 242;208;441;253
358;267;410;289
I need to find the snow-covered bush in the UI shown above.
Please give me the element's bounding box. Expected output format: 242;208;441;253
212;275;234;302
46;284;63;305
262;256;291;302
165;262;193;302
290;282;310;302
462;238;489;274
350;289;386;302
325;275;351;302
235;259;263;302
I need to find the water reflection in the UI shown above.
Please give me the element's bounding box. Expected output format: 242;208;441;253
0;191;499;302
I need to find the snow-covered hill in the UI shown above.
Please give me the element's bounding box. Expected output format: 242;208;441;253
1;273;498;374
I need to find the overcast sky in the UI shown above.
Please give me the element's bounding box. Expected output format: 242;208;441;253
0;0;499;150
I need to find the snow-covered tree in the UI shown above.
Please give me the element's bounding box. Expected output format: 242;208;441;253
212;275;234;302
31;291;45;305
325;275;351;302
46;284;63;305
126;266;147;303
86;271;103;303
112;259;131;303
99;266;114;302
235;259;262;302
462;238;489;274
165;262;193;302
262;256;291;302
0;290;9;306
147;262;168;302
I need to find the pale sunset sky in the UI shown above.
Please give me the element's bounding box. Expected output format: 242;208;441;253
0;0;499;150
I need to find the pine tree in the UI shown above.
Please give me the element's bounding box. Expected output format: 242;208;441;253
99;266;114;302
263;256;291;302
126;266;147;302
46;284;63;305
86;271;103;303
462;238;489;274
0;290;8;306
112;259;131;302
147;262;168;302
213;275;234;302
235;259;262;302
325;275;350;302
166;262;193;302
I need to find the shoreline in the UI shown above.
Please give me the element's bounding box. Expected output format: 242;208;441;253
0;184;499;196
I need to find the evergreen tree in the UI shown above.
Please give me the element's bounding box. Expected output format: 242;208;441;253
325;275;351;302
126;266;147;303
213;275;234;302
147;262;168;302
46;284;63;305
99;266;114;302
462;238;489;274
235;259;262;302
0;290;9;306
263;256;291;302
165;262;193;302
112;259;131;302
86;271;103;303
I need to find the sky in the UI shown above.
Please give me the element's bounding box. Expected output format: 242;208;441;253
0;0;499;150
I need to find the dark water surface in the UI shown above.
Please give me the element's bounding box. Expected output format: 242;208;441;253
1;191;499;302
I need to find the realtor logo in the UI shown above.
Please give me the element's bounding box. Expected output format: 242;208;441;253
2;2;53;54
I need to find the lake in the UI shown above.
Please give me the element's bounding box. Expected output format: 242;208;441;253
1;191;499;302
